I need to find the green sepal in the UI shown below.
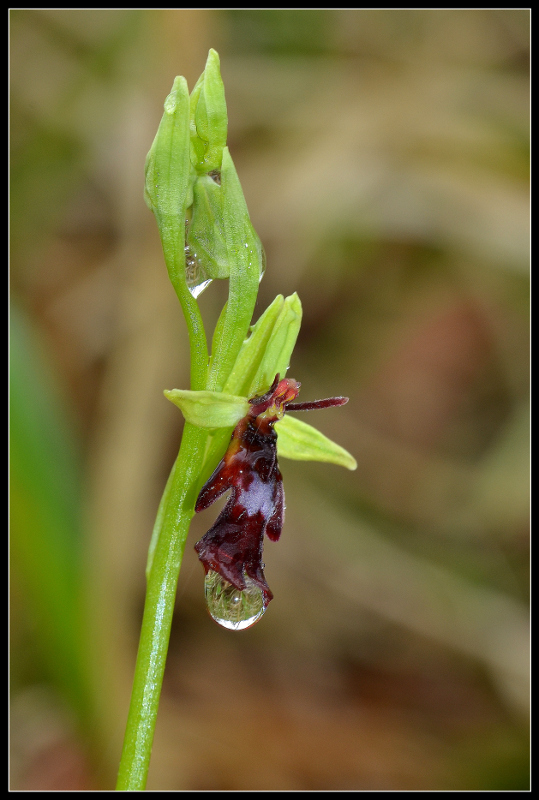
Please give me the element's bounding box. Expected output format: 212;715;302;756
275;414;357;470
189;48;227;173
164;389;249;429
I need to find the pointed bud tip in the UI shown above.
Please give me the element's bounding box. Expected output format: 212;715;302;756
207;48;220;65
284;292;302;317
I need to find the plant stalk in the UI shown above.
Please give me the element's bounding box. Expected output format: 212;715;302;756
116;422;206;790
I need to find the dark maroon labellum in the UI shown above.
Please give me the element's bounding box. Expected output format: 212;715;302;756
194;375;348;606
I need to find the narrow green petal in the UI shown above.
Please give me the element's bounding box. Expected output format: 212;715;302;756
164;389;249;428
275;414;357;470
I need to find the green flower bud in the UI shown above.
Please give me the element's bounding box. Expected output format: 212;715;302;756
220;147;265;285
206;147;266;391
144;75;193;282
251;292;302;395
223;295;285;397
186;175;229;280
189;49;227;173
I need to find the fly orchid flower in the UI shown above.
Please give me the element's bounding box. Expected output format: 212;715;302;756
166;374;354;629
146;50;356;634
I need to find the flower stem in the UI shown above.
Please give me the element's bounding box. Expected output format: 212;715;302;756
116;422;206;790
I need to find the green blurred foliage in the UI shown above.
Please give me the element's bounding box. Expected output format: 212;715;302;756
10;9;529;790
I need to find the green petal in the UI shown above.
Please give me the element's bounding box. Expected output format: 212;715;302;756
164;389;249;428
275;414;357;470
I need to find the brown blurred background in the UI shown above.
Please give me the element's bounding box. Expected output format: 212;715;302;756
10;9;529;790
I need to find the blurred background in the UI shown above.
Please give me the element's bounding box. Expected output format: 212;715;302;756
10;9;529;790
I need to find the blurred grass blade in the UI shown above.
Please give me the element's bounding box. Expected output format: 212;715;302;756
10;304;91;722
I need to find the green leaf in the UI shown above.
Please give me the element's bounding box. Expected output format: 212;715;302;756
275;413;357;470
10;304;91;720
164;389;249;428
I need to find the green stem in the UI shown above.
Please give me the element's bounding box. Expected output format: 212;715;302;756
160;219;209;392
116;422;207;790
175;285;209;392
116;238;210;790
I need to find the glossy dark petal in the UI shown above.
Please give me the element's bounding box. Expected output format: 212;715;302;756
195;505;273;602
264;472;284;542
195;376;347;609
195;457;231;512
195;415;283;604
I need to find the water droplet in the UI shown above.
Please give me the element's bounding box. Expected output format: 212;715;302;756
259;244;266;283
185;245;213;298
189;279;213;299
204;570;267;631
164;93;177;114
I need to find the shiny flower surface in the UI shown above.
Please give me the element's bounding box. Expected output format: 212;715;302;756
195;376;347;605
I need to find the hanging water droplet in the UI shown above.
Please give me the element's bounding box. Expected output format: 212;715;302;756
185;244;213;298
258;243;267;283
204;569;267;630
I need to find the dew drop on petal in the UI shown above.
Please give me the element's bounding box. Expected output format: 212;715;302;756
204;570;267;630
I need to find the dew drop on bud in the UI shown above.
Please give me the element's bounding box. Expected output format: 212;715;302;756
258;245;267;284
204;570;267;631
184;244;213;298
